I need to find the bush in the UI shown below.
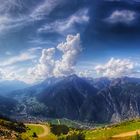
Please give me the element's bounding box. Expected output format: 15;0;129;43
51;124;69;136
32;132;38;138
135;132;140;140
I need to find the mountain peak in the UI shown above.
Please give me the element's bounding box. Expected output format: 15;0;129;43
66;74;79;80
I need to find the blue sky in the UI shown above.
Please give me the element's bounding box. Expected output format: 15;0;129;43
0;0;140;83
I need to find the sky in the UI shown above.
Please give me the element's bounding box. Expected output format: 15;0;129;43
0;0;140;83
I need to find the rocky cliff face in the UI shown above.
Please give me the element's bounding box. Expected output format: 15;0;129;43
7;75;140;123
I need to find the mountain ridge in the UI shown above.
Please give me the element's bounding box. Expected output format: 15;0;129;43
3;75;140;123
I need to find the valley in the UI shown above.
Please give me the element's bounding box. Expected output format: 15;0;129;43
2;75;140;139
5;75;140;124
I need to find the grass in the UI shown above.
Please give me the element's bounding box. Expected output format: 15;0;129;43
23;124;57;140
48;118;88;128
19;119;140;140
26;124;45;137
85;119;140;140
38;134;57;140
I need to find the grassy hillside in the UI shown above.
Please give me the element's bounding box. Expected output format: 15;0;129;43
26;124;45;137
0;118;26;139
1;118;140;140
48;119;140;140
21;124;57;140
85;119;140;140
48;118;96;129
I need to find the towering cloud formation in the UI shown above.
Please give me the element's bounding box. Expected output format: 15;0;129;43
28;34;81;81
28;48;55;79
54;34;81;76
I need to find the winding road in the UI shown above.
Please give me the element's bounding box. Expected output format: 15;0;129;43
112;130;140;138
26;123;50;138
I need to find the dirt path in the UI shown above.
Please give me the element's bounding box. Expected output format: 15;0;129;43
112;130;140;138
26;123;50;138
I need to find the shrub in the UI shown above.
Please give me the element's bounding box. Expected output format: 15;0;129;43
32;132;38;138
51;124;69;136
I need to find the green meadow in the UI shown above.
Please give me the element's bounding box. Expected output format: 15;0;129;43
85;119;140;140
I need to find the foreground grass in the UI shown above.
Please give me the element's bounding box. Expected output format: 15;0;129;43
20;124;58;140
85;119;140;140
26;124;45;137
39;134;57;140
18;119;140;140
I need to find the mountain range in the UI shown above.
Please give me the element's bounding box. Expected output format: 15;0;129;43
0;80;29;95
1;75;140;123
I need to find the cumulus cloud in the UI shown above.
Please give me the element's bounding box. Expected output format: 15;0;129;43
28;48;55;79
78;70;93;77
106;10;136;24
95;58;136;77
28;34;81;81
0;68;17;81
38;8;89;34
54;33;81;76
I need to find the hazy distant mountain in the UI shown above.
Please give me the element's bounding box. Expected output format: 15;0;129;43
7;75;140;123
0;80;29;95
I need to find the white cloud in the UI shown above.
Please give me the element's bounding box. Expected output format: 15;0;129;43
0;0;27;33
95;58;136;77
54;33;81;76
0;1;88;34
106;10;136;24
78;70;93;78
0;51;37;67
0;15;24;33
0;0;63;34
28;33;81;82
28;47;42;52
28;48;55;79
0;65;35;83
38;8;89;34
0;0;21;14
0;68;17;81
30;0;63;20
